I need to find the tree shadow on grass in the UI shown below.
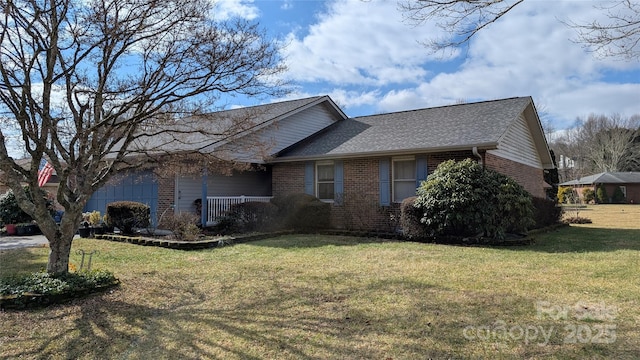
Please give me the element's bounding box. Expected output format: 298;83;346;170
0;275;456;359
0;247;48;276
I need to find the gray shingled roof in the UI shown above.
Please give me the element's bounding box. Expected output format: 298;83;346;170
560;172;640;185
276;97;533;159
132;96;337;153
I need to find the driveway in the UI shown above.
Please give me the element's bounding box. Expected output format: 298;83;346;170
0;235;50;251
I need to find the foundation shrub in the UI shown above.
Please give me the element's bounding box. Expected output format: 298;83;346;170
414;159;534;239
531;197;563;229
159;212;202;241
271;193;330;230
106;201;150;235
220;201;278;233
400;196;428;240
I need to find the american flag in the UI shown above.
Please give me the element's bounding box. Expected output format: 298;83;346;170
37;159;54;187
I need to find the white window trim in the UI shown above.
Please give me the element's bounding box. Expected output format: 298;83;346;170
316;160;335;202
392;156;416;203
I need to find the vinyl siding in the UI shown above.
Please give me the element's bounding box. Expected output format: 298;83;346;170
219;103;340;162
489;113;542;169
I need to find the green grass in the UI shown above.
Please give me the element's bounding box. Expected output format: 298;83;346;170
0;205;639;359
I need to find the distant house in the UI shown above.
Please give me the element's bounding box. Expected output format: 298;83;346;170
560;172;640;204
84;95;555;231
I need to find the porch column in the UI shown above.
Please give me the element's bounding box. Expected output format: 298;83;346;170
201;167;208;226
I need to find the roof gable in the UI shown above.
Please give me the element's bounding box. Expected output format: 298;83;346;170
275;97;553;166
132;96;347;160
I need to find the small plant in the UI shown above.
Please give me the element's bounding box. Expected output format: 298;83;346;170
564;216;593;224
88;211;102;226
159;212;202;241
0;269;119;309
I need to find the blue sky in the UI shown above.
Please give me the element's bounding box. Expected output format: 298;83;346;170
216;0;640;133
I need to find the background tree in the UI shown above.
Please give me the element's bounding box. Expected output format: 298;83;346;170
0;0;286;274
550;113;640;180
398;0;640;60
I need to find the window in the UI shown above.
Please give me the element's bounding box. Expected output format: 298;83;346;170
620;186;627;198
393;157;416;202
316;161;334;201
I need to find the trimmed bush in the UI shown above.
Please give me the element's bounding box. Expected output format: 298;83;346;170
582;188;595;204
531;197;563;229
399;196;427;240
414;159;534;239
106;201;150;235
271;193;331;231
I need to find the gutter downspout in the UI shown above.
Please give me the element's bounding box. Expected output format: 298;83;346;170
472;146;484;168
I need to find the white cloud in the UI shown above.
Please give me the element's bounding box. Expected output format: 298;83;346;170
279;0;640;130
281;0;445;86
212;0;259;21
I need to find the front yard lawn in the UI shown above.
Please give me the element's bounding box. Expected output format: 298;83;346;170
1;205;639;359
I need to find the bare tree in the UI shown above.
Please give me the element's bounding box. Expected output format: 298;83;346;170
0;0;286;274
552;114;640;178
566;0;640;60
398;0;523;53
398;0;640;60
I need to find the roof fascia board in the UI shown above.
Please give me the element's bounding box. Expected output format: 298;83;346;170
268;143;499;163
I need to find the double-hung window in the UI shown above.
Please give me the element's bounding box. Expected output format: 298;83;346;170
316;161;335;201
392;157;416;203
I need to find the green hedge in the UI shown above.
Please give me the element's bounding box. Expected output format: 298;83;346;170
106;201;150;235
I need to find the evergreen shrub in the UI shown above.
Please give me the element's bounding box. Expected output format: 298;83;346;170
414;159;534;239
271;193;330;231
596;185;609;204
105;201;150;234
399;196;428;240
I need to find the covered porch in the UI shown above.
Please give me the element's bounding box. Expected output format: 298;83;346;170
204;195;272;226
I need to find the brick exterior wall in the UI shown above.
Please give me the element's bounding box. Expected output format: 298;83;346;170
157;175;176;218
573;184;640;204
484;152;546;198
273;150;551;232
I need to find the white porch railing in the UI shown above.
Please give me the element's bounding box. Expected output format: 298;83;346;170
206;196;273;225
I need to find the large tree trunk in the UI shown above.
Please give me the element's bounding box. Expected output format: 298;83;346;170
47;236;73;275
40;209;82;276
